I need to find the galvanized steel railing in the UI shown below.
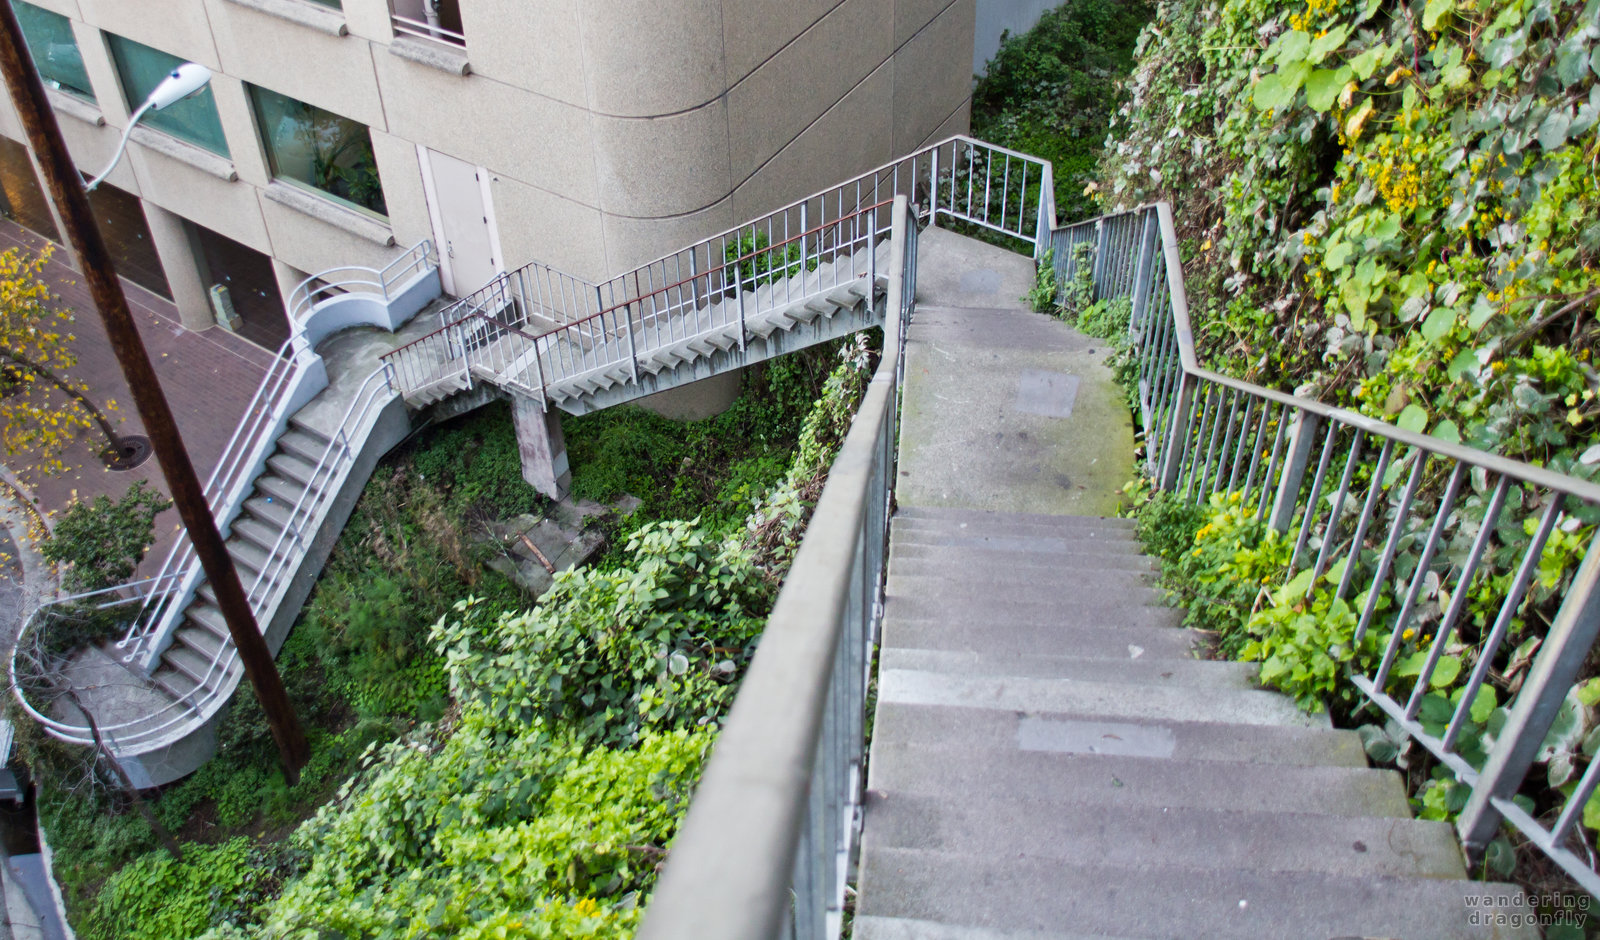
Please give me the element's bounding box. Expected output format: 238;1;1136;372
638;195;919;940
1056;202;1600;893
286;239;437;324
381;136;1053;408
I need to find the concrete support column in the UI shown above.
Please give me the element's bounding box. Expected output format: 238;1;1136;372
140;202;212;331
511;395;570;499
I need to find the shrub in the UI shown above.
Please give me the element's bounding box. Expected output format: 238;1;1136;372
41;480;170;592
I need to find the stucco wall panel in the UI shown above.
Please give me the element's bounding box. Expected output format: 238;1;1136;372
70;20;128;122
723;0;843;82
725;0;891;180
259;194;396;275
590;100;731;219
58;115;136;194
730;60;893;222
599;198;735;275
892;0;975;155
462;0;587;108
895;0;963;48
76;0;222;70
368;131;432;250
576;0;726;118
131;146;269;251
373;56;598;207
207;74;271;186
337;0;395;42
488;176;607;281
202;0;387;130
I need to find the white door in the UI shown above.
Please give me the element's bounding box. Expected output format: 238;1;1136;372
421;148;500;296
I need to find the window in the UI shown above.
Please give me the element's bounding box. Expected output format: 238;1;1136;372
249;86;387;218
307;0;342;7
105;34;229;156
11;1;94;102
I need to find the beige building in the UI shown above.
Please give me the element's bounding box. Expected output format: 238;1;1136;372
0;0;976;353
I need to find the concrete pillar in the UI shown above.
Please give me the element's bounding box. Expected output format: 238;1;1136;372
511;395;571;499
273;260;308;326
140;203;213;331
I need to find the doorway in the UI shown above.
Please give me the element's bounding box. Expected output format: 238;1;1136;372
188;222;289;351
420;147;500;297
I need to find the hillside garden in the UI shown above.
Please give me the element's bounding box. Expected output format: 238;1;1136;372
20;335;876;940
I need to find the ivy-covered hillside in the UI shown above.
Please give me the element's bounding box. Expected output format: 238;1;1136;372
1098;0;1598;469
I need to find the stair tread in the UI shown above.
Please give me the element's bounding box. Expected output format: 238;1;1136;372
882;614;1198;659
855;848;1534;940
878;647;1258;689
872;701;1356;768
861;791;1467;879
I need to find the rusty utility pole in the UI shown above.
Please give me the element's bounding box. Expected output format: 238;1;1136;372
0;8;308;781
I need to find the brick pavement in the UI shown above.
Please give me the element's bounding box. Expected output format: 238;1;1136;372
0;219;275;577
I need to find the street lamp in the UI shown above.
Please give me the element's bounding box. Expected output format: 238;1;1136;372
85;62;211;191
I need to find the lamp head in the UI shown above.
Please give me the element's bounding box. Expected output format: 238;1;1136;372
145;63;211;111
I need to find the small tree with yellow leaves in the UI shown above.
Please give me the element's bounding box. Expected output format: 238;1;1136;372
0;246;120;476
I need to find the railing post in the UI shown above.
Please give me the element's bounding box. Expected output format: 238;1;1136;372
1129;213;1159;339
532;334;549;408
1090;218;1108;300
1268;411;1322;533
624;301;640;382
1459;532;1600;859
1034;164;1053;261
1157;373;1198;490
928;147;940;227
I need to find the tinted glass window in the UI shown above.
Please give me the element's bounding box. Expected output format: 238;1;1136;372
106;34;229;156
250;85;386;218
12;1;94;102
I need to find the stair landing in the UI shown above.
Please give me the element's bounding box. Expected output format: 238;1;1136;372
853;229;1534;939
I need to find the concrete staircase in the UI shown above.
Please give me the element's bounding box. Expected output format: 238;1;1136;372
851;226;1534;940
856;507;1532;939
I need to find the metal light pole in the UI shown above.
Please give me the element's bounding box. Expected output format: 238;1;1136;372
0;8;308;781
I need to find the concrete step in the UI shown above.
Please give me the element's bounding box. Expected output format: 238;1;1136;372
866;743;1409;817
285;418;332;448
226;539;271;578
163;643;220;689
877;669;1324;730
855;847;1534;939
889;526;1144;556
883;590;1173;623
150;662;200;703
266;452;328;487
894;507;1138;531
872;702;1356;768
186;601;227;639
878;648;1253;688
861;791;1468;879
887;542;1157;574
274;428;329;465
886;572;1163;608
230;516;287;555
173;622;225;662
243;495;293;530
254;473;308;506
881;613;1197;660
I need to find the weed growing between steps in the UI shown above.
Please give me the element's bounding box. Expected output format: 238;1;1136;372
35;335;876;940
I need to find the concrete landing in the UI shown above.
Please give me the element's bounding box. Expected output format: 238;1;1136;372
898;226;1133;517
855;228;1533;939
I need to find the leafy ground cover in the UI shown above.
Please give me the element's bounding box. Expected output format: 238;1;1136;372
1074;0;1599;904
29;337;874;940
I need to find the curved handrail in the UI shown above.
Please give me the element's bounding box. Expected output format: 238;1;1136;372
287;239;437;324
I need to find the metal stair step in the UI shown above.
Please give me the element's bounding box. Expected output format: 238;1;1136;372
854;848;1534;939
861;791;1467;880
874;700;1349;771
866;742;1409;818
876;667;1323;731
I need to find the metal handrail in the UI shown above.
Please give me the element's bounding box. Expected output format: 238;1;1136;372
638;196;916;940
288;239;436;324
390;12;465;46
1060;201;1600;894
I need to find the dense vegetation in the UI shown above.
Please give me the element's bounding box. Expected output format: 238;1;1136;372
1065;0;1600;895
971;0;1154;222
30;338;874;939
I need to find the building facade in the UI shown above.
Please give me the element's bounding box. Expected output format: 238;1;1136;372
0;0;976;354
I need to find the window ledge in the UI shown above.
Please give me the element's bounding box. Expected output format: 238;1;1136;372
223;0;348;36
128;126;238;182
263;181;395;246
388;37;470;76
47;88;103;127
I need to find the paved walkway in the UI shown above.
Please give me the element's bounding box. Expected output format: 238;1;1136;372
851;227;1531;939
0;220;273;598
